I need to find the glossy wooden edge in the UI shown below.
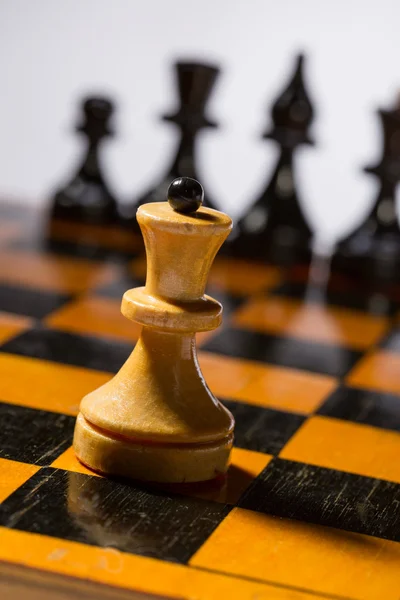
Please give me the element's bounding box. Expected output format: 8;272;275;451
0;560;169;600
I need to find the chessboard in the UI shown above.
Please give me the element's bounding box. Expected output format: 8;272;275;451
0;201;399;600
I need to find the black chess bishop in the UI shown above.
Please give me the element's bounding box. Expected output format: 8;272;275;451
227;54;315;265
50;96;118;225
122;61;219;226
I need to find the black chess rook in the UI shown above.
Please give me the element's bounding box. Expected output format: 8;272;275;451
123;61;220;226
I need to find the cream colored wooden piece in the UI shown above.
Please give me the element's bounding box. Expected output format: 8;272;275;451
73;201;235;482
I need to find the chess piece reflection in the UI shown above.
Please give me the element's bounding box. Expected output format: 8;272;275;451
68;471;157;554
124;61;220;225
229;54;315;265
50;96;118;225
67;468;229;557
73;177;234;483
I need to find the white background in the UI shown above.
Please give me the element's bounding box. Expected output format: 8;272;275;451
0;0;399;247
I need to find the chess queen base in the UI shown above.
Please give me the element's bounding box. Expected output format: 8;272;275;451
73;413;234;483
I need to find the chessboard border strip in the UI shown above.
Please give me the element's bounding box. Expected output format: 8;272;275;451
0;526;362;600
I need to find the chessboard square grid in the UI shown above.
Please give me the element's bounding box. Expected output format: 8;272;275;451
280;415;400;484
203;327;362;377
0;401;75;466
318;384;400;432
0;468;231;565
238;457;400;542
190;506;400;600
0;326;132;373
233;295;389;350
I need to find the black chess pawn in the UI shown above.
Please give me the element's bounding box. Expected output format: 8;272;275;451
123;61;219;225
333;99;400;284
228;54;315;265
50;96;118;225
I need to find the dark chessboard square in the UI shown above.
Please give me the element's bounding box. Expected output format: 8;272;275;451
318;385;400;432
239;458;400;542
222;399;305;455
203;328;362;377
270;280;398;315
0;283;71;320
380;327;400;352
0;326;131;373
0;468;231;564
0;401;75;465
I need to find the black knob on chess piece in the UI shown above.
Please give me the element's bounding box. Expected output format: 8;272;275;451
123;61;220;226
49;95;119;226
168;177;204;214
227;53;315;266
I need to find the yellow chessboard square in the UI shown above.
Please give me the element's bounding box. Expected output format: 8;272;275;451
191;507;400;600
233;296;389;350
46;296;141;343
280;415;400;483
0;458;39;503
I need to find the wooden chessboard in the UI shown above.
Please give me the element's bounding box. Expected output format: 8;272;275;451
0;201;399;600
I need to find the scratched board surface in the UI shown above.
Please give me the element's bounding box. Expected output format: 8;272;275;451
0;201;399;600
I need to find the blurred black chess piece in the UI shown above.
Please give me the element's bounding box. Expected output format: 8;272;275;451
49;96;118;225
123;61;219;226
332;96;400;285
227;54;315;265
